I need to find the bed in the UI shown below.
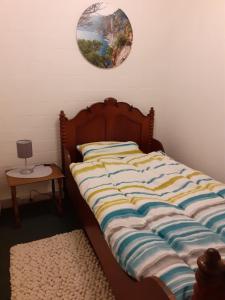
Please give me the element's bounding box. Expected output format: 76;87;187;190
59;98;225;300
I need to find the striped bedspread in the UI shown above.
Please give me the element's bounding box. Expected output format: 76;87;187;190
70;151;225;300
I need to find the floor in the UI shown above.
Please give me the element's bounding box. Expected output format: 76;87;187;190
0;198;79;300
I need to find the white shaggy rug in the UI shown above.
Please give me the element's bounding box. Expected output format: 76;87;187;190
10;230;115;300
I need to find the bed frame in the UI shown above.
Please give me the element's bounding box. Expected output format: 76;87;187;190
60;98;225;300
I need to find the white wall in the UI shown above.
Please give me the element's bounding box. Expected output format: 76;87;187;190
153;1;225;181
0;0;224;205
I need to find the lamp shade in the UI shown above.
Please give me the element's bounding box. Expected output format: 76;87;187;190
16;140;33;158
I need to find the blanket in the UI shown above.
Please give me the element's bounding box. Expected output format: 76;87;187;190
70;152;225;300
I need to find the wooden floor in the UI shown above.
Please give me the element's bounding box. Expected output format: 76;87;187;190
0;199;79;300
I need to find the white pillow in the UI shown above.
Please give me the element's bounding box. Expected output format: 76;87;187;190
77;141;143;161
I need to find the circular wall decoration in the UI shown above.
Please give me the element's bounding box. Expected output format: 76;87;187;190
77;2;133;68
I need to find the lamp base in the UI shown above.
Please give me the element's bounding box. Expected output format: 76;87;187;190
19;168;33;175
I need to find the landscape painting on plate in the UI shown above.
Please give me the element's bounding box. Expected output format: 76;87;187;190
77;2;133;68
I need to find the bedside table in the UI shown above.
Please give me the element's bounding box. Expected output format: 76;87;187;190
5;164;64;227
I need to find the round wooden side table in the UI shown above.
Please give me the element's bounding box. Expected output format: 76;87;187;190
5;163;64;227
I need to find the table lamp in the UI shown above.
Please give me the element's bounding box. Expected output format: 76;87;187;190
16;140;33;174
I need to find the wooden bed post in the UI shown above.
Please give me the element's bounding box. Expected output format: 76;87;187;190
148;107;154;151
192;248;225;300
59;110;67;174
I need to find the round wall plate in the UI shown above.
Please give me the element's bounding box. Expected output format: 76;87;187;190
77;2;133;68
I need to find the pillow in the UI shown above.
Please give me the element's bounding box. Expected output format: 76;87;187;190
77;141;143;161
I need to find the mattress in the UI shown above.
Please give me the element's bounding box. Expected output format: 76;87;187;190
70;151;225;300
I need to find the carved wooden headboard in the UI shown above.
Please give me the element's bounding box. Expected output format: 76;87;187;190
60;97;162;166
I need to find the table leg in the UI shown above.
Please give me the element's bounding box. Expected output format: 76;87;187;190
10;186;21;228
52;179;56;200
56;178;63;215
51;179;63;215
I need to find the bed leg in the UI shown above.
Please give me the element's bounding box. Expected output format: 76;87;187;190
192;248;225;300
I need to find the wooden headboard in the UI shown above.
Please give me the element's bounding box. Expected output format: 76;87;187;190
59;97;163;167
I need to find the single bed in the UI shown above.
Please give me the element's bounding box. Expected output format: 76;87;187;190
59;98;225;300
